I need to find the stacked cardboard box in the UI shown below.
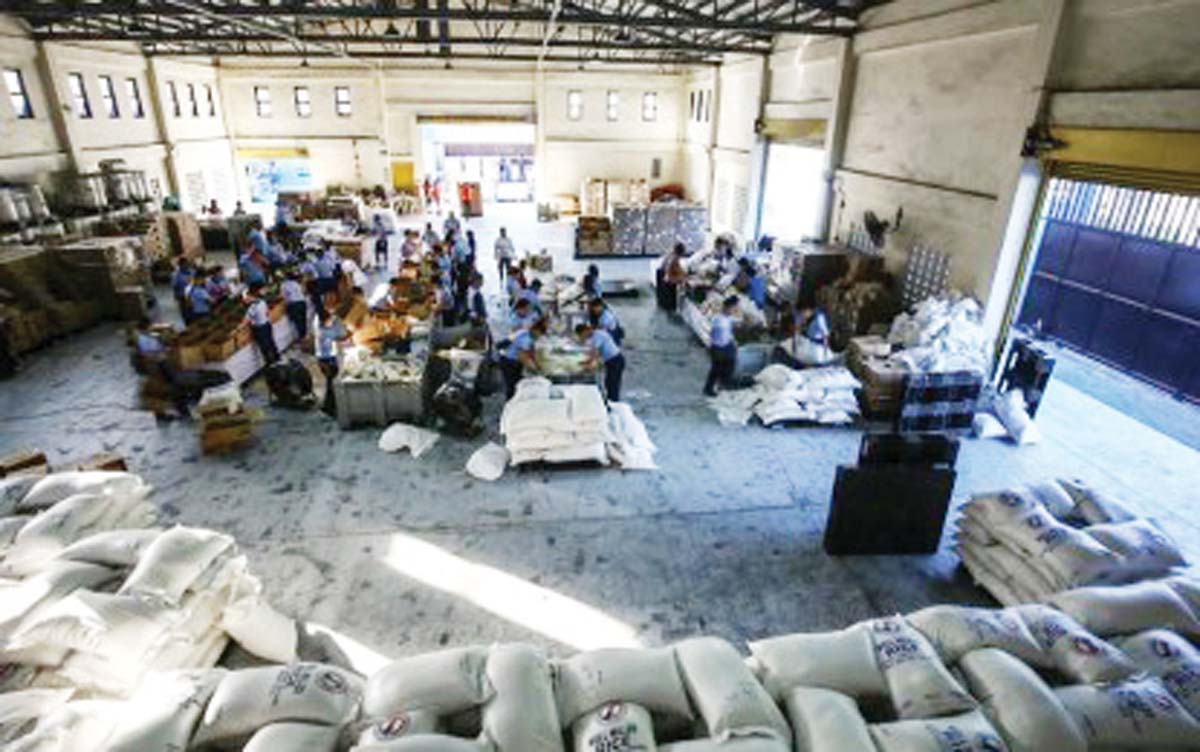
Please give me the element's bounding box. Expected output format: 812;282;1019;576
576;216;613;255
581;180;606;216
0;448;49;477
198;403;263;454
161;211;204;259
847;337;908;418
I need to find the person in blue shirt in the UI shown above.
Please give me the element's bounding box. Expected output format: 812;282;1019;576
703;295;740;397
443;211;461;237
518;279;543;315
281;271;309;340
171;260;193;313
243;284;279;365
467;273;487;327
314;308;349;416
582;264;601;300
315;244;339;295
205;268;230;304
239;245;268;287
186;273;212;323
509;298;539;332
499;319;546;399
586;297;624;345
247;227;271;256
576;322;625;402
798;305;831;346
737;258;767;309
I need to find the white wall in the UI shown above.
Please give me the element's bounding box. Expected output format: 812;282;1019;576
0;16;67;189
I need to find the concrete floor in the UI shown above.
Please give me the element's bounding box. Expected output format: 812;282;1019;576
2;204;1199;662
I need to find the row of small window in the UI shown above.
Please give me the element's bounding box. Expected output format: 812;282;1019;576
66;72;207;120
254;85;352;118
689;89;712;124
567;90;658;122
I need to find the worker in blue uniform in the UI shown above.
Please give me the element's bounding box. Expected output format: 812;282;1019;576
576;322;625;402
703;295;740;397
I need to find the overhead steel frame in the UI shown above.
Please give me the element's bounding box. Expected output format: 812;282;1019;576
6;0;885;66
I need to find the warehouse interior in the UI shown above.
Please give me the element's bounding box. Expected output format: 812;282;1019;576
2;1;1200;750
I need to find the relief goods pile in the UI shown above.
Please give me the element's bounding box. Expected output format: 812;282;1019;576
954;478;1191;605
707;364;861;427
500;379;656;469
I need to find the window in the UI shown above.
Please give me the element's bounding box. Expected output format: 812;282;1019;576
641;91;658;122
334;86;351;117
294;86;312;118
125;78;144;118
254;86;271;117
605;90;619;122
3;69;32;119
68;72;91;118
567;89;583;121
186;83;199;117
98;75;119;118
166;81;180;117
704;89;711;122
204;84;216;117
689;91;696;121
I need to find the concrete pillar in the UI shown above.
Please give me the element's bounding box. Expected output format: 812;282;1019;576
533;68;548;205
145;57;183;201
817;37;856;243
33;41;82;173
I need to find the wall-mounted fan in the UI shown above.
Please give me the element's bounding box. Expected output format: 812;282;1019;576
863;207;903;248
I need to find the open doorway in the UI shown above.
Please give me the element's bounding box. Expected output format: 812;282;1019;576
758;142;826;243
1012;176;1200;446
418;122;535;219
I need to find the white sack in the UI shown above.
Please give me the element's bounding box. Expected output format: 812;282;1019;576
972;413;1008;439
987;505;1121;590
363;646;492;718
554;646;693;725
353;735;487;751
192;663;363;747
355;709;441;747
782;686;873;752
0;475;39;516
674;637;792;744
480;643;562;752
9;590;175;665
754;365;796;391
105;669;225;752
958;648;1086;752
995;388;1040;445
957;544;1027;607
500;398;571;435
1167;575;1200;614
243;721;341;752
1085;519;1187;580
379;423;441;458
869;711;1009;752
1116;629;1200;720
0;561;117;631
56;529;160;568
1054;677;1200;748
793;366;859;390
907;605;1047;667
1023;480;1076;520
514;377;553;401
0;515;29;551
119;526;234;605
1015;604;1137;684
747;623;886;699
16;471;148;514
14;494;129;552
869;616;976;720
572;701;657;752
1057;478;1137;525
221;594;298;663
0;689;74;746
466;443;509;482
657;739;788;752
1048;581;1200;639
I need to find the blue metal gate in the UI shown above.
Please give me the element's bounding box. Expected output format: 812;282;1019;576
1018;178;1200;403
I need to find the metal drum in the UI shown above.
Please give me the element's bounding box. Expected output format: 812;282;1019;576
27;185;50;221
12;191;32;223
0;187;18;225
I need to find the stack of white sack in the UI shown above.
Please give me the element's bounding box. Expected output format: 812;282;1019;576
707;364;860;427
500;379;656;469
0;471;299;701
954;479;1191;606
887;295;990;374
682;289;768;346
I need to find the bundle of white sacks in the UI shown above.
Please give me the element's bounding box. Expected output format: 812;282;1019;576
955;478;1192;605
707;365;861;427
499;379;657;469
0;471;298;702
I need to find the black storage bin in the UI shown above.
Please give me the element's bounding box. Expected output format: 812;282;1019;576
823;464;957;555
998;336;1055;417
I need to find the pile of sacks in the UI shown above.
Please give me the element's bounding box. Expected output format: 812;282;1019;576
7;595;1200;750
707;364;861;427
682;289;768;346
0;471;297;700
887;295;990;373
955;478;1191;605
500;379;656;469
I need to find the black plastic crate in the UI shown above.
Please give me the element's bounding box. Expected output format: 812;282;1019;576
859;432;959;467
999;337;1055;417
824;464;957;555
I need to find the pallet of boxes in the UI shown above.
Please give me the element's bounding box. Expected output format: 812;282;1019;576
847;335;909;419
194;383;262;454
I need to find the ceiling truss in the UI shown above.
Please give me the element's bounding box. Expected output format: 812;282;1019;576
7;0;887;66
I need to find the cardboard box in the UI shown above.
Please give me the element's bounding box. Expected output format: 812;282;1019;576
0;448;49;477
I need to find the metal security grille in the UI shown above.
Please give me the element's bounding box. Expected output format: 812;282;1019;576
1019;178;1200;402
1043;178;1200;248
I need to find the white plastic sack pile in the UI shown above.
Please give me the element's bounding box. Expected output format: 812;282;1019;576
501;380;614;467
886;295;990;374
1015;604;1138;684
747;622;886;700
605;402;658;470
707;365;860;428
1116;629;1200;720
1053;677;1200;748
1047;580;1200;639
907;605;1047;667
674;637;792;745
465;442;510;482
379;422;441;459
869;710;1006;752
952;484;1175;606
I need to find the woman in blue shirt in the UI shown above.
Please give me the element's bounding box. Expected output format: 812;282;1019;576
575;323;625;402
703;295;740;397
737;258;767;309
499;319;546;399
586;298;624;345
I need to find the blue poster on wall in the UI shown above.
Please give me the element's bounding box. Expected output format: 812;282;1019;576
244;157;314;204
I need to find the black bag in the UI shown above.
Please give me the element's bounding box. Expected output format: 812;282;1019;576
265;359;315;409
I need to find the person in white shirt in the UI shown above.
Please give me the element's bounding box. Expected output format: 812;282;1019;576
314;308;349;416
281;271;308;340
495;227;515;280
243;284;279;364
422;223;439;250
703;295;740;397
443;211;461;237
401;229;422;260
